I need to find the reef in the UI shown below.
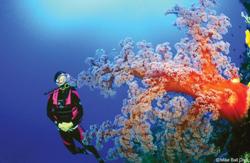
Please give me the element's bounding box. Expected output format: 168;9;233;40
77;0;250;162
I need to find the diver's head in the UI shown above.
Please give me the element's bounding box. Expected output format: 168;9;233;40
54;71;70;87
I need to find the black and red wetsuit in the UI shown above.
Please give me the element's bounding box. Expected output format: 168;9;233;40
47;86;86;154
47;86;83;127
47;86;102;161
47;86;103;161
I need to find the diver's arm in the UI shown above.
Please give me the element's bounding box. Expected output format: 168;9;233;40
47;94;58;124
71;90;84;126
72;104;83;127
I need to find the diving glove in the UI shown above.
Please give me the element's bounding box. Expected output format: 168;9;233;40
58;122;73;132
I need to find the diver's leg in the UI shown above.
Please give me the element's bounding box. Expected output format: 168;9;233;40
83;145;104;162
73;126;104;162
59;130;79;154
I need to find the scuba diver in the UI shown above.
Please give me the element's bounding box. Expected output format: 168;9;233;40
47;71;104;163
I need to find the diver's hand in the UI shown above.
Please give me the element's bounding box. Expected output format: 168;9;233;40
58;123;67;132
58;122;70;132
58;122;73;132
65;122;73;129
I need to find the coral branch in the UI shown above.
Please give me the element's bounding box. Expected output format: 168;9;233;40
79;0;250;162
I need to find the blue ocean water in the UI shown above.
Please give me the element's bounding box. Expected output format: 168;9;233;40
0;0;247;162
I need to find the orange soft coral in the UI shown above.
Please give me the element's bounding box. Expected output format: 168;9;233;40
77;1;250;161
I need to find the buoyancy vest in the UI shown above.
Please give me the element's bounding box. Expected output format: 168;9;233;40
50;88;80;123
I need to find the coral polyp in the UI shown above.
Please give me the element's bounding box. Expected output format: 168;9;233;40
77;0;250;162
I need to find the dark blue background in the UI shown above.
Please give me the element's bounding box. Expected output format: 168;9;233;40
0;0;247;162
